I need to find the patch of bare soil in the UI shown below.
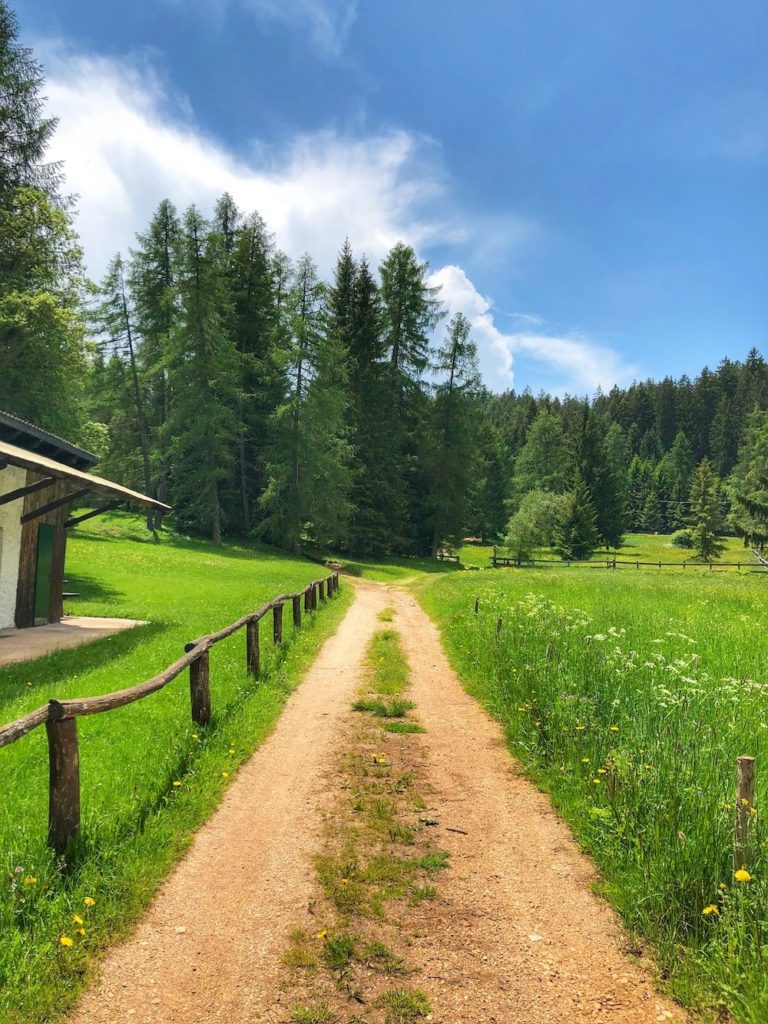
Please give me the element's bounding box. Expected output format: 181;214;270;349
69;579;690;1024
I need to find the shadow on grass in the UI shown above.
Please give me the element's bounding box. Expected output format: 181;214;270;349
63;571;124;604
0;621;164;713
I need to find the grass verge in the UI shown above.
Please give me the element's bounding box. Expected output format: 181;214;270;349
420;567;768;1023
1;512;350;1024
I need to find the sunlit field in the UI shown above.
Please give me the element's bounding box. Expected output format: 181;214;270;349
421;568;768;1022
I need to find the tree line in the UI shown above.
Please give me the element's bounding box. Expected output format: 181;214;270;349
2;0;768;561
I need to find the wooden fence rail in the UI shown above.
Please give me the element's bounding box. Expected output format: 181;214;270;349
0;572;339;855
491;553;767;572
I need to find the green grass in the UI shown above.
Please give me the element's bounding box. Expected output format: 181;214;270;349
421;567;768;1022
0;511;350;1024
376;988;430;1024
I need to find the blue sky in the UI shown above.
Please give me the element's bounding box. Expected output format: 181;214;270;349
15;0;768;394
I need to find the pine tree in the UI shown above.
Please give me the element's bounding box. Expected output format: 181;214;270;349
229;209;279;532
0;187;88;437
94;253;154;520
556;475;599;560
261;254;352;551
130;199;180;512
0;3;61;204
729;409;768;548
169;206;240;544
688;458;725;560
574;408;625;548
512;409;571;499
378;241;443;553
640;489;663;533
430;312;481;555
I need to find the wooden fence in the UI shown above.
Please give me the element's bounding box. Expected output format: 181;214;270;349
0;572;339;855
491;553;767;573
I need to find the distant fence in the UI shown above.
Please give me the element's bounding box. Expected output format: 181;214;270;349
0;572;339;856
491;553;767;573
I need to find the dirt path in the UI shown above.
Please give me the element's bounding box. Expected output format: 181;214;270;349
69;580;687;1024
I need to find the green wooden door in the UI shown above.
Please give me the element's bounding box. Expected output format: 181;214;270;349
34;524;55;624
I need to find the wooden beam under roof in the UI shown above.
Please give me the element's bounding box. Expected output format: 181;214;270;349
0;476;57;508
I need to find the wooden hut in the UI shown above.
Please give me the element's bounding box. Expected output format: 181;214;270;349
0;411;168;630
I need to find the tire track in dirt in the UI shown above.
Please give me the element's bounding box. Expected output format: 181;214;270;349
392;586;688;1024
68;583;387;1024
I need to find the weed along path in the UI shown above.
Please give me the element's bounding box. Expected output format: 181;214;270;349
69;579;688;1024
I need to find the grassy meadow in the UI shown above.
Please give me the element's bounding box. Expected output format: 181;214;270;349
420;567;768;1021
0;512;350;1024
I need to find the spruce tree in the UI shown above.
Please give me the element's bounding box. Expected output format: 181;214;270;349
556;475;599;560
729;409;768;548
261;254;352;551
130;199;180;512
169;205;240;544
688;458;725;560
512;408;572;499
0;2;61;204
430;312;481;555
94;254;153;518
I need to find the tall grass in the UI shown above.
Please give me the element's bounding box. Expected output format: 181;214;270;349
0;514;350;1023
422;569;768;1022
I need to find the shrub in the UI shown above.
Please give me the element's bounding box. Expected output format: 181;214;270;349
671;528;694;548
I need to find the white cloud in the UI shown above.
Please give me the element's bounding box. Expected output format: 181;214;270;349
241;0;358;57
170;0;358;57
429;265;639;395
40;44;635;395
42;46;445;280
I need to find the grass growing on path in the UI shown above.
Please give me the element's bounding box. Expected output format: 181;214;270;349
0;512;350;1024
421;568;768;1023
281;625;437;1022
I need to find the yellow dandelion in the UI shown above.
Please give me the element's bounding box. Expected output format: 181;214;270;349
23;875;36;886
192;733;199;740
592;778;601;785
72;914;84;926
173;781;182;787
83;897;96;907
609;725;619;732
702;904;719;916
315;928;328;940
734;868;752;883
581;757;590;764
576;725;586;732
741;798;750;807
228;748;235;755
750;807;758;816
718;883;727;891
59;936;74;947
597;768;607;775
222;771;229;779
76;927;86;936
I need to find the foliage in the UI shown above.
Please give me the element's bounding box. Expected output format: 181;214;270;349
670;528;694;548
504;489;565;563
688;458;726;560
556;476;599;560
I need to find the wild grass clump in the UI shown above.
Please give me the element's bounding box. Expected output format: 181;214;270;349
422;569;768;1021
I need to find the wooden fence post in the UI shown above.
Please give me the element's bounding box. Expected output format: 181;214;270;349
273;602;283;644
311;584;318;610
319;579;326;601
46;715;80;855
189;650;211;725
734;755;756;871
246;618;260;677
474;596;479;615
304;587;311;612
292;594;302;627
